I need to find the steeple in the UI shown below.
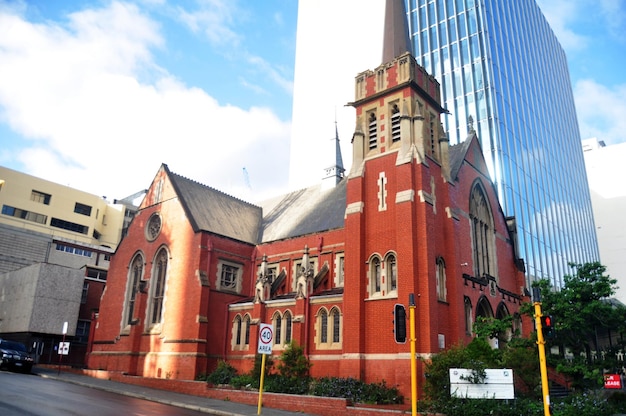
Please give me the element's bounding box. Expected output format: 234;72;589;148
382;0;412;64
321;120;345;190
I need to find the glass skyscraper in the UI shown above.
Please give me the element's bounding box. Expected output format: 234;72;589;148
406;0;598;287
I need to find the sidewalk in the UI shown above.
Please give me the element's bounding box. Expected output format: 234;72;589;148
34;367;313;416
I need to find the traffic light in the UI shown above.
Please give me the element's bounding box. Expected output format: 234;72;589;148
541;315;555;338
393;304;407;343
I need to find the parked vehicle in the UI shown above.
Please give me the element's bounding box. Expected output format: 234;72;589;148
0;339;34;373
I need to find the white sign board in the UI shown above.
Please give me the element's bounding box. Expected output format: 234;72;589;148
257;323;274;355
450;368;514;399
58;342;70;355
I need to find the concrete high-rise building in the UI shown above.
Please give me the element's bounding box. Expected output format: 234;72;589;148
290;0;599;288
0;166;142;366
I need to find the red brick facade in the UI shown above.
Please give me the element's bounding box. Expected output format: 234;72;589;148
87;52;528;399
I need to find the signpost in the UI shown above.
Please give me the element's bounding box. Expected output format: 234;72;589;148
58;321;68;375
257;323;273;415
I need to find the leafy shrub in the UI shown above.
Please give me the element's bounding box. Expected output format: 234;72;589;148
311;377;403;404
434;397;543;416
276;341;311;379
230;374;257;389
207;360;238;385
265;374;311;395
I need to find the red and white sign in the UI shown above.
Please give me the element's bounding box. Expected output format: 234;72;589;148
604;374;622;389
58;342;70;355
257;323;273;355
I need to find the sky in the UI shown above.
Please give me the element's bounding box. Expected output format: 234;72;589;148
0;0;624;204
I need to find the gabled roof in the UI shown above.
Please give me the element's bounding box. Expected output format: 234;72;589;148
259;179;347;243
161;164;347;245
449;132;475;180
165;165;263;245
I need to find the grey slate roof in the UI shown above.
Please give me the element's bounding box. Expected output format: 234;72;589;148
165;165;347;245
259;179;347;243
167;167;263;245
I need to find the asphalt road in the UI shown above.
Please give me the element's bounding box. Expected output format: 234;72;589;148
0;370;208;416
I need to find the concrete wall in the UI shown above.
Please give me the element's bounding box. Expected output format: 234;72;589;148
0;263;83;335
0;224;51;273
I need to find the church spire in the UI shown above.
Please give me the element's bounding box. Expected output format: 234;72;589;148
322;119;345;190
333;119;345;174
382;0;412;64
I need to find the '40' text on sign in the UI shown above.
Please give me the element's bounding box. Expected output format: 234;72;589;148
257;323;273;355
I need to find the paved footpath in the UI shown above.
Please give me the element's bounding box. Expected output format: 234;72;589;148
34;367;314;416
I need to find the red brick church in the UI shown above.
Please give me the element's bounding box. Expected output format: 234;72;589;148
87;0;528;398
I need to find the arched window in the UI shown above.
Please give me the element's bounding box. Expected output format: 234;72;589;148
235;315;242;345
273;313;282;346
470;182;496;279
464;297;473;335
372;257;381;294
272;311;293;348
232;314;251;351
316;307;342;349
386;253;398;292
284;311;292;344
149;248;168;326
331;307;341;343
244;315;251;345
436;257;446;301
320;309;328;343
124;253;144;327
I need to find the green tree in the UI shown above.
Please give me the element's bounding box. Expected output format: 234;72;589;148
521;262;626;389
523;262;624;360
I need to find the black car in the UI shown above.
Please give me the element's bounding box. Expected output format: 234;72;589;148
0;339;34;373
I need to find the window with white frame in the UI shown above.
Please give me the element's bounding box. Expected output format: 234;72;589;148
436;257;447;301
386;253;397;293
244;315;251;345
148;247;168;326
216;259;243;293
124;253;144;328
316;307;342;350
272;310;293;348
334;253;345;287
232;314;251;350
368;253;398;298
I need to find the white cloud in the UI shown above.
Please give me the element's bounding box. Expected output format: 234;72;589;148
175;0;241;48
535;0;588;51
574;79;626;145
0;1;291;202
599;0;626;41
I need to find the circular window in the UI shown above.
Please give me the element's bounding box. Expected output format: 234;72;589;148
146;213;162;241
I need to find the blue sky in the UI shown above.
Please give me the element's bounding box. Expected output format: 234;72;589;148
0;0;624;202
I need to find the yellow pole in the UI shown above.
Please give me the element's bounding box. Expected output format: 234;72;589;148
409;295;417;416
534;302;551;416
257;354;267;415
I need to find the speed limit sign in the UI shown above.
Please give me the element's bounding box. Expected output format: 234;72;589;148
257;323;274;355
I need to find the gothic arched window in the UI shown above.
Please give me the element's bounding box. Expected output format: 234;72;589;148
469;182;496;279
149;247;168;326
124;253;144;328
436;257;446;301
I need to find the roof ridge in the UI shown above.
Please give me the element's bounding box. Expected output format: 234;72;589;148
169;170;261;209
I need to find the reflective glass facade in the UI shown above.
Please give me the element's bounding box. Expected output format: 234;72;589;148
406;0;598;287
